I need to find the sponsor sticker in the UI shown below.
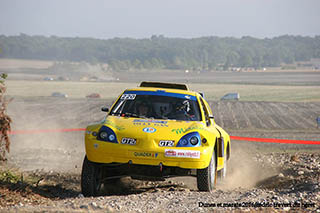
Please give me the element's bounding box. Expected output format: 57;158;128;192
159;140;174;147
171;126;205;134
121;138;136;145
120;94;136;100
143;127;156;133
133;152;158;158
133;119;167;124
165;149;200;159
133;119;168;127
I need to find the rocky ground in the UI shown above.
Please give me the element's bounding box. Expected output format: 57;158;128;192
1;152;319;212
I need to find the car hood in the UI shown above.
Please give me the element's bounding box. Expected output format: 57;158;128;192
102;116;206;143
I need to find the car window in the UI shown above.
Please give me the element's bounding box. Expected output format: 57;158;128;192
200;97;211;126
110;91;201;121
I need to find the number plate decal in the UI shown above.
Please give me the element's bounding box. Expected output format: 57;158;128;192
159;140;174;147
120;94;136;100
121;138;136;145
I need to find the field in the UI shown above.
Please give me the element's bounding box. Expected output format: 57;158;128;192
3;58;320;102
0;58;53;69
1;59;320;211
5;80;320;102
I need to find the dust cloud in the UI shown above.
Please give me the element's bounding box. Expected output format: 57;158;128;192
218;143;280;190
7;98;89;172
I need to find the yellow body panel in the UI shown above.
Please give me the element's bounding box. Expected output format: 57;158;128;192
85;86;230;170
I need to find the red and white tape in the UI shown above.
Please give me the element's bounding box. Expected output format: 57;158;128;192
8;128;320;145
230;136;320;145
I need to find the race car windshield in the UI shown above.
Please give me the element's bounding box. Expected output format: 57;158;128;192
110;92;202;121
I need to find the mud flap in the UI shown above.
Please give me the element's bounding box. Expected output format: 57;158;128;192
217;137;224;167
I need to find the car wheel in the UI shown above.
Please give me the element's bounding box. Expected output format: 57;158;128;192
218;155;227;180
81;156;102;197
197;151;217;192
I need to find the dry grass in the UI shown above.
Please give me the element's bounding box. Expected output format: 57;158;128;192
189;83;320;102
6;80;137;99
0;59;53;70
5;80;320;102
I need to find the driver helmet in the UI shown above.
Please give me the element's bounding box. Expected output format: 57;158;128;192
176;100;190;113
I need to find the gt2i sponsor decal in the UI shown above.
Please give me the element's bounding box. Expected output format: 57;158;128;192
165;149;200;159
159;140;174;147
133;152;158;158
120;94;136;100
171;126;205;134
133;119;168;127
143;127;156;133
121;138;136;145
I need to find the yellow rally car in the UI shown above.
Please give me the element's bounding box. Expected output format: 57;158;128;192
81;82;231;196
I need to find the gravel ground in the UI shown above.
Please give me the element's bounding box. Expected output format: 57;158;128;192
1;151;319;212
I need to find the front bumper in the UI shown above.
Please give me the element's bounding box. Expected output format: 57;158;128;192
85;137;213;169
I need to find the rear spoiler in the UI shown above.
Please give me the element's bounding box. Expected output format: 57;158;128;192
139;81;189;91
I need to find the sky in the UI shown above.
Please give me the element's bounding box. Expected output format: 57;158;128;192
1;0;320;39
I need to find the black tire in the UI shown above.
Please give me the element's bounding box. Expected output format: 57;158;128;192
218;155;227;180
197;151;217;192
81;156;102;197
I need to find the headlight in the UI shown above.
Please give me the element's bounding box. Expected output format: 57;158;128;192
190;136;199;145
177;132;201;147
99;131;108;139
97;126;118;143
109;134;115;141
180;139;188;146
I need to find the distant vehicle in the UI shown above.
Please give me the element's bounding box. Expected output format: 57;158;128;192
86;93;101;98
57;76;70;81
51;92;68;98
220;93;240;101
43;77;54;81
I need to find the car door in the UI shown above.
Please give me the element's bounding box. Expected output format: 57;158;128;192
199;97;225;169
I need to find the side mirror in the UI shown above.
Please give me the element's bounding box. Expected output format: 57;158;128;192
209;115;214;119
101;107;109;112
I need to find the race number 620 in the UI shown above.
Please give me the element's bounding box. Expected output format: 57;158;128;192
121;94;136;100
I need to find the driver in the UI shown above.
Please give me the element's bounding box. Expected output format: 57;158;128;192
176;100;190;113
175;100;195;120
136;101;151;117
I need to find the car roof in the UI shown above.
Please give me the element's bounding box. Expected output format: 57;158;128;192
125;87;200;97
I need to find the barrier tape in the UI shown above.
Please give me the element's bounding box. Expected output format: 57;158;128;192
230;136;320;145
8;128;320;145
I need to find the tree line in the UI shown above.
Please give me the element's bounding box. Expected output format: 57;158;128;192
0;34;319;71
